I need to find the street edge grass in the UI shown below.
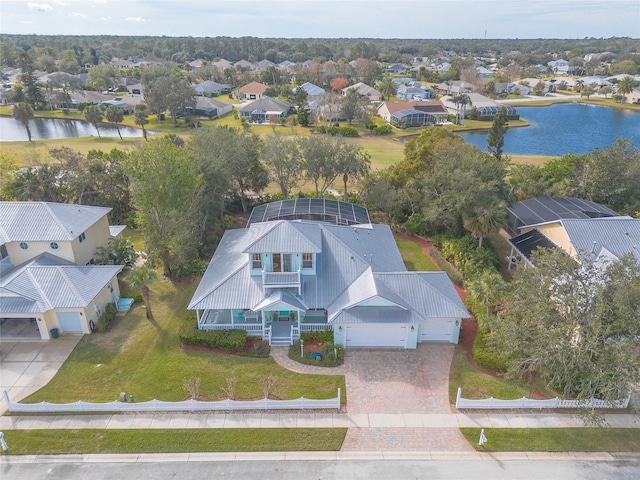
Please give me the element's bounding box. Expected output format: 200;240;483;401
0;428;347;455
460;428;640;452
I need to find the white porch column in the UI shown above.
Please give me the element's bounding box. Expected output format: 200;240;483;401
196;310;201;322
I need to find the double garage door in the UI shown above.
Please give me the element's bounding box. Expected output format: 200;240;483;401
56;311;83;333
344;320;454;347
345;324;407;348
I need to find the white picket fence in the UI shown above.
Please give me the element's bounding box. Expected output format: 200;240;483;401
2;389;341;414
455;387;630;410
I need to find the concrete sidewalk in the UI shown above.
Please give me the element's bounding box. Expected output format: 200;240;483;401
1;411;639;431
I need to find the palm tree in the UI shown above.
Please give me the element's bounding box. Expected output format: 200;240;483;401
617;76;636;103
451;94;470;125
83;105;103;137
376;76;397;101
574;79;584;92
13;102;34;141
134;103;149;140
466;271;508;318
125;266;158;320
462;196;507;249
105;105;124;140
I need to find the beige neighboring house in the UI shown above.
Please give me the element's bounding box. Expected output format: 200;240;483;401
237;81;269;100
624;88;640;104
377;100;448;123
341;82;382;102
0;202;132;340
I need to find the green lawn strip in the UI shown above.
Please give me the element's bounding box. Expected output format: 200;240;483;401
23;276;346;405
1;428;347;455
394;235;439;272
460;428;640;452
449;346;539;403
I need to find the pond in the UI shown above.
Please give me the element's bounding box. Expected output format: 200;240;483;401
460;103;640;156
0;116;147;142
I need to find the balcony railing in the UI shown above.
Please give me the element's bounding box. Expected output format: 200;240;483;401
262;270;301;294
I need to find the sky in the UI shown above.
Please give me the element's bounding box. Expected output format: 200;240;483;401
1;0;639;39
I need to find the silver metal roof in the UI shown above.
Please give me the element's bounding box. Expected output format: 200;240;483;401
561;218;640;263
0;202;111;243
243;221;322;254
0;253;122;314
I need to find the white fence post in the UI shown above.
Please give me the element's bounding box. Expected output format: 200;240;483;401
455;387;462;409
3;391;12;412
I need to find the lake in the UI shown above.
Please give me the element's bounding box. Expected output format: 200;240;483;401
0;116;146;142
461;103;640;156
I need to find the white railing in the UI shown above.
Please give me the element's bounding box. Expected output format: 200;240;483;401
291;325;300;344
3;389;340;414
455;387;630;410
199;323;262;332
300;324;333;332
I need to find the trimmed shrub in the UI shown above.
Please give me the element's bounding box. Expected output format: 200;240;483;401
433;233;500;277
179;318;247;352
328;126;359;137
288;339;344;367
472;329;508;373
429;246;464;286
301;330;334;343
372;124;392;135
95;302;117;333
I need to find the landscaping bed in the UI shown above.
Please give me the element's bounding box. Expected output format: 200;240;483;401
182;335;270;358
288;331;344;367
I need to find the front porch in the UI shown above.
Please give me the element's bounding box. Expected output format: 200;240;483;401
196;308;332;346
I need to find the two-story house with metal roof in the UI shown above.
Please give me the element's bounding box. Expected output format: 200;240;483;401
188;199;468;348
0;202;132;340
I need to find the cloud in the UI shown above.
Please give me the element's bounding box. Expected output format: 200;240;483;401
71;12;86;17
101;16;111;22
28;3;53;12
52;0;69;6
126;16;146;23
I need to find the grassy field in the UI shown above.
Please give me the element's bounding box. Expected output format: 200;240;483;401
23;275;346;404
1;428;347;454
394;235;439;271
460;428;640;452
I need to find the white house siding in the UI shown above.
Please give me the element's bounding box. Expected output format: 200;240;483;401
71;216;111;265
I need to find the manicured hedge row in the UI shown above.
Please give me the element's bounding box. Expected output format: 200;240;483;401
179;319;247;352
328;126;359;137
466;296;508;372
428;246;464;286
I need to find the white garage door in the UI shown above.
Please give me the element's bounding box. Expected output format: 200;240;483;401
57;311;83;333
345;323;407;348
421;319;453;342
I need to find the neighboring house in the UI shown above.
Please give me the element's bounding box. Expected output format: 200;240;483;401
237;81;269;100
396;83;434;100
211;59;233;70
188;59;206;70
494;82;532;96
377;100;448;125
0;202;132;340
624;88;640;104
238;97;292;123
188;199;469;349
548;59;580;75
476;66;494;78
386;64;408;74
256;59;277;71
504;196;627;269
436;80;473;95
341;82;382;102
101;99;132;114
295;82;327;103
441;93;519;120
277;60;296;72
234;60;255;70
194;80;232;96
183;97;233;118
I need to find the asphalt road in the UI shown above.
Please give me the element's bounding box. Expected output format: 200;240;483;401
3;459;640;480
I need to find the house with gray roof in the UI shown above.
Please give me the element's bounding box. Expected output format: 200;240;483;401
504;197;639;270
238;97;292;124
193;80;232;96
188;199;468;348
341;82;382;102
0;202;132;340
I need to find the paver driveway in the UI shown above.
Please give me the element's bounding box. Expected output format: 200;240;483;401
272;344;473;451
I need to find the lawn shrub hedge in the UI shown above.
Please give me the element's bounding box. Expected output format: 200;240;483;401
179;318;247;352
96;302;117;333
301;330;334;343
328;126;359;137
428;246;464;286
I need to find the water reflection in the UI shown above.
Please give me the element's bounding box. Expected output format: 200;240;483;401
1;116;147;141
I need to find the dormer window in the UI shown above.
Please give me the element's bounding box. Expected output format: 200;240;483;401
302;253;313;268
252;253;262;269
79;232;86;243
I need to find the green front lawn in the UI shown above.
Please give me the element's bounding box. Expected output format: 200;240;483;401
1;428;347;454
394;235;439;271
461;428;640;452
448;346;556;403
23;276;346;404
